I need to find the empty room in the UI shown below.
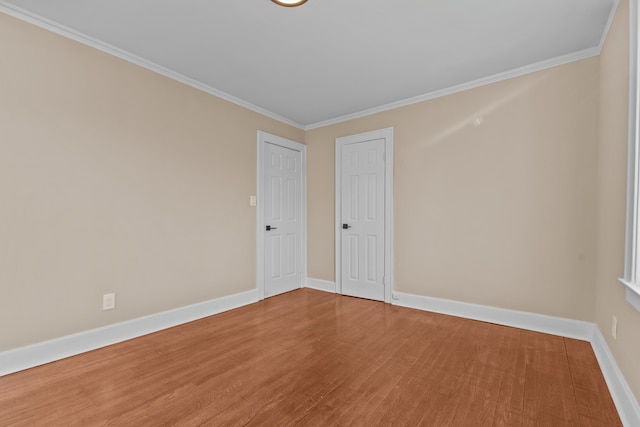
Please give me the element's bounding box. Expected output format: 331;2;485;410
1;0;640;425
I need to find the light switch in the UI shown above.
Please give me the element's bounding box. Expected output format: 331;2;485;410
250;195;256;207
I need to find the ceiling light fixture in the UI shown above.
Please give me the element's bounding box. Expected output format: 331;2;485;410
271;0;308;7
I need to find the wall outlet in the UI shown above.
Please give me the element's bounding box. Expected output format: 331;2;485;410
612;315;618;339
103;293;116;310
249;195;256;207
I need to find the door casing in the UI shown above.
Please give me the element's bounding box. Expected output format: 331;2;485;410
257;131;307;300
335;127;394;303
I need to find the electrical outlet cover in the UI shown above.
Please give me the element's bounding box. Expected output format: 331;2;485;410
103;293;116;310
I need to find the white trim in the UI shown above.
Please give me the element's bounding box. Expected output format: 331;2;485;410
0;2;610;133
591;328;640;427
627;286;640;312
256;132;307;301
305;278;337;293
621;0;640;312
0;3;304;130
0;289;259;377
2;286;638;424
623;0;639;286
335;128;394;303
392;290;640;426
391;291;594;340
304;48;600;130
621;279;640;312
599;0;622;54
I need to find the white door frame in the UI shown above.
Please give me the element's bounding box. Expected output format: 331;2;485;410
335;127;394;303
257;131;307;300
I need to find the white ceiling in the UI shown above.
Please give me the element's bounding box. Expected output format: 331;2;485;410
0;0;617;129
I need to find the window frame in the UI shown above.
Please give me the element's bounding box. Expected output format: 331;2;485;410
620;0;640;312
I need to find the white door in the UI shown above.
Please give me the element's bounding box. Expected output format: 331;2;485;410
339;137;387;301
263;141;303;298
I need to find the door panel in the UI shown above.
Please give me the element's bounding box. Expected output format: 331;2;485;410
340;138;385;301
264;142;302;298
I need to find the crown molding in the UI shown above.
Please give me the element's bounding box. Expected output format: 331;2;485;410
599;0;621;53
0;3;305;130
0;1;615;133
304;47;601;130
306;0;620;131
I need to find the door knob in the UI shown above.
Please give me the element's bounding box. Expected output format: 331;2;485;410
342;224;351;229
266;225;278;231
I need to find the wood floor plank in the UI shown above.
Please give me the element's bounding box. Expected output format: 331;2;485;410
491;327;528;426
0;289;621;426
521;332;582;426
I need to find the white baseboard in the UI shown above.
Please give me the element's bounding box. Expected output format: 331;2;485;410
2;285;638;426
391;290;640;426
0;289;259;377
591;328;640;427
391;291;594;340
305;278;336;293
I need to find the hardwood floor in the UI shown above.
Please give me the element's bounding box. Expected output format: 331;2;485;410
0;289;621;426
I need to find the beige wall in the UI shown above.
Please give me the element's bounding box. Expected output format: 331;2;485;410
0;13;303;351
307;59;599;321
596;0;640;403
